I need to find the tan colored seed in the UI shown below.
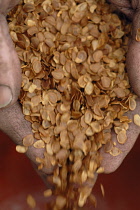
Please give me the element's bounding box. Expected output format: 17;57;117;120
109;147;122;156
27;194;36;209
16;145;28;153
134;114;140;126
23;134;34;146
43;189;52;197
100;184;105;197
129;97;136;110
33;140;45;149
96;167;104;174
56;195;66;209
117;130;127;144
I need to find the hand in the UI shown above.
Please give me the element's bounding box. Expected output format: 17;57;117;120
0;0;52;186
101;0;140;173
109;0;140;96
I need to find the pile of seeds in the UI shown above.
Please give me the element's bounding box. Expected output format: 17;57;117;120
8;0;137;209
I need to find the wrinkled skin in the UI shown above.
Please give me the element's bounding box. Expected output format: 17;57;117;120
0;0;140;187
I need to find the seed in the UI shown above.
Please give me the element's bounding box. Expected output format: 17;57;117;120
100;184;105;197
109;147;122;156
33;140;45;149
134;114;140;126
75;50;87;63
129;97;136;110
136;28;140;42
96;167;104;174
27;194;36;209
117;130;127;144
16;145;28;153
43;189;52;197
23;134;34;146
56;196;66;209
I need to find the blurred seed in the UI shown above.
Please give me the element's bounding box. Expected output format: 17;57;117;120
44;189;52;197
27;194;36;209
100;184;105;197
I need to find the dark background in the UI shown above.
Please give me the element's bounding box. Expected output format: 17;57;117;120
0;130;140;210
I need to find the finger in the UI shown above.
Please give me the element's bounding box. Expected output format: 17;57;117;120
109;0;134;20
126;11;140;97
0;0;20;15
109;0;131;7
0;101;54;175
100;98;140;173
0;14;21;108
131;0;140;10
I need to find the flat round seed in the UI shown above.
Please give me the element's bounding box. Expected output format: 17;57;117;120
16;145;28;153
117;130;127;144
33;140;45;149
109;147;122;156
23;134;34;146
129;97;136;110
134;114;140;126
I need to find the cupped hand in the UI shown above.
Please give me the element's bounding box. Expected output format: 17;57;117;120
109;0;140;97
0;0;53;185
101;0;140;173
0;0;21;108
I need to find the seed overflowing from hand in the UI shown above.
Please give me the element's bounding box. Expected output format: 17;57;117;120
8;0;136;209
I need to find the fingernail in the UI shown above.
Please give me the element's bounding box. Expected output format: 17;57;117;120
0;85;13;108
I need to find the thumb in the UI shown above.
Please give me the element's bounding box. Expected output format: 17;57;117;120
0;14;21;108
126;11;140;97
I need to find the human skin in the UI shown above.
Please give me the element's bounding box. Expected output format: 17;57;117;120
0;0;140;184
